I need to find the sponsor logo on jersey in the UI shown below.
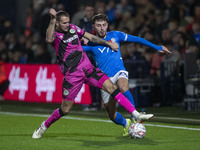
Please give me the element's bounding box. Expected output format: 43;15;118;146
63;35;78;43
69;29;75;34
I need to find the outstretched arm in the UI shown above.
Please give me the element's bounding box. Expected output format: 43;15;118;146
126;34;171;54
83;32;119;51
46;8;56;43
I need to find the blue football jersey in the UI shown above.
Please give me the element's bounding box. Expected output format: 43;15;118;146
83;31;127;77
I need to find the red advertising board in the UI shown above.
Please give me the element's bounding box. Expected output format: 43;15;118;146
4;64;92;104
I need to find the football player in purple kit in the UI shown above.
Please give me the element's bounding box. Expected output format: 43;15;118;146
32;8;153;139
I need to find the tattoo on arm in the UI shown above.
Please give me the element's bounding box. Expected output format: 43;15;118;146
91;36;107;45
91;36;98;43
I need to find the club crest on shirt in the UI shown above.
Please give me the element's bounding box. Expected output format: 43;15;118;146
70;29;75;34
111;38;116;43
63;89;69;96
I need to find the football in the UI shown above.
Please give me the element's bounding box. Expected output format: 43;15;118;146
128;123;146;139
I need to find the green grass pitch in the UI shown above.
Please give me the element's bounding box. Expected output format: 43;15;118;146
0;113;200;150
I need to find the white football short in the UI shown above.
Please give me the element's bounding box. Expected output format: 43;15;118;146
101;70;129;104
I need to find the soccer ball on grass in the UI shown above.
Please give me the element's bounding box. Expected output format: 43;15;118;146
128;123;146;139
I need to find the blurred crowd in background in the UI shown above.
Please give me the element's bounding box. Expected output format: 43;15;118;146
0;0;200;106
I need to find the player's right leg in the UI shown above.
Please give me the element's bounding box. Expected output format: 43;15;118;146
32;100;74;139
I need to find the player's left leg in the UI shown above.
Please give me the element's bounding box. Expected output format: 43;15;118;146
45;100;74;128
117;78;136;122
32;100;74;139
85;66;153;123
117;78;135;107
104;98;131;136
32;73;84;139
102;79;154;123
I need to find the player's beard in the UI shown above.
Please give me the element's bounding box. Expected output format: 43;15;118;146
98;30;106;38
62;26;69;32
57;25;69;32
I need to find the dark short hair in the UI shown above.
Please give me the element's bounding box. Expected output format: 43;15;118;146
56;10;70;21
85;3;94;9
92;14;109;24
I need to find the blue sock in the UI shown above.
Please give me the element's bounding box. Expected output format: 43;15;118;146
123;90;135;107
123;90;135;118
113;112;127;127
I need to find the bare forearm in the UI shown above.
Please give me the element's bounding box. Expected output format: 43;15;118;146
90;35;110;46
83;32;118;50
46;18;56;43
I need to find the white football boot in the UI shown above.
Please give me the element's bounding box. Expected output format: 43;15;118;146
136;113;154;123
32;121;47;139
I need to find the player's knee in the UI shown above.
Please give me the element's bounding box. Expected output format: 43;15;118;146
109;84;118;93
61;104;72;115
61;107;70;115
119;86;128;93
61;100;73;115
103;80;118;93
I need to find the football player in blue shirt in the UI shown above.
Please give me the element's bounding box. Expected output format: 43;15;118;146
83;14;171;136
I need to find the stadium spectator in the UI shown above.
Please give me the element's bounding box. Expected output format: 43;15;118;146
150;52;165;78
10;48;26;64
186;5;200;32
0;39;9;62
78;4;95;34
186;39;199;54
5;33;17;51
25;5;33;37
184;0;197;16
161;28;172;43
31;0;59;38
71;5;85;25
191;21;200;46
95;0;106;14
117;10;135;34
105;0;117;24
24;37;34;63
168;19;179;36
162;0;180;26
116;0;134;17
153;10;165;42
0;18;14;37
0;60;9;101
31;43;51;64
125;43;144;61
32;8;154;139
172;32;188;54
